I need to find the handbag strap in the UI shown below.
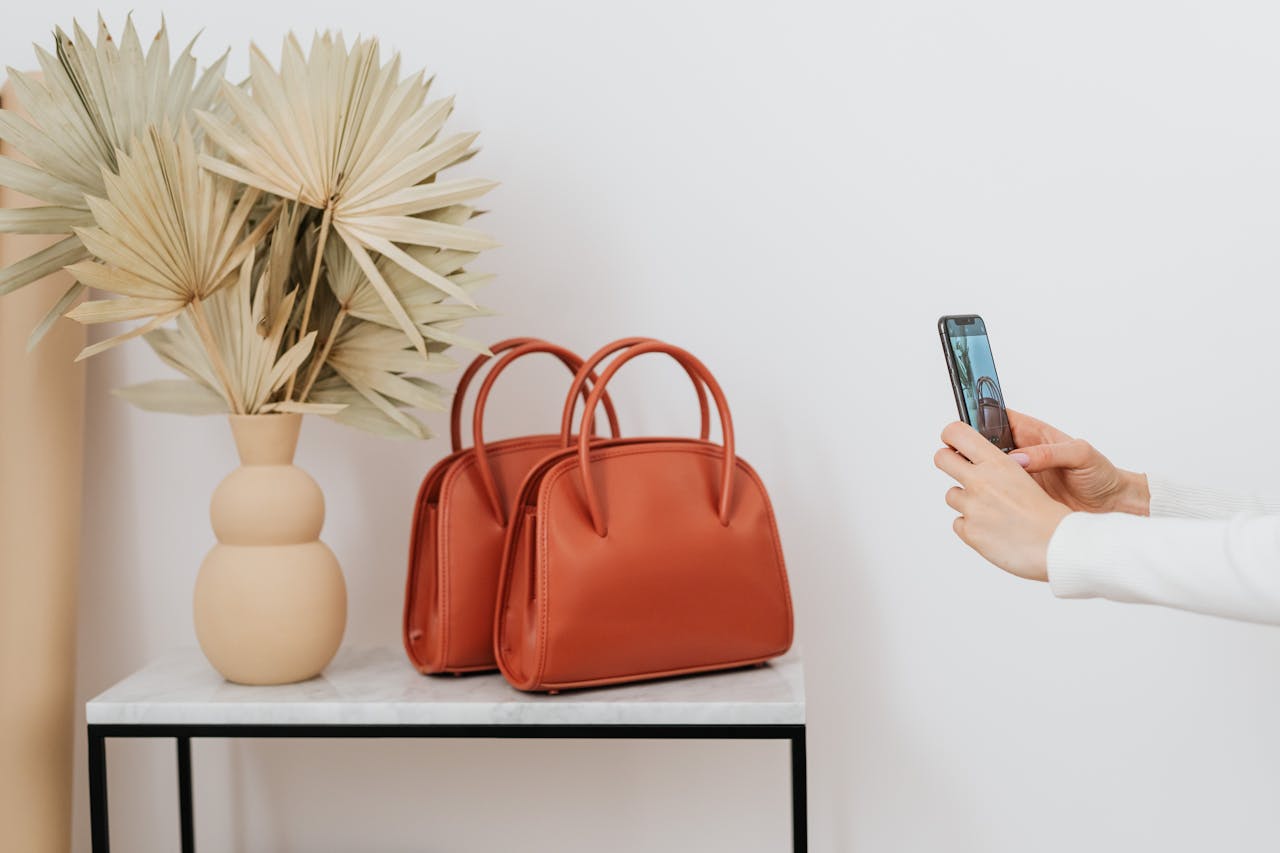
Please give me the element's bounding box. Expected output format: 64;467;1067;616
449;338;537;452
472;341;621;527
558;337;711;446
576;341;735;537
975;375;1001;402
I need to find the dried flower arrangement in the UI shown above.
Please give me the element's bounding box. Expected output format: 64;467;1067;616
0;17;496;438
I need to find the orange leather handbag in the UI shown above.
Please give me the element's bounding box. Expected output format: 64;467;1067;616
494;340;794;692
975;375;1008;436
403;338;623;674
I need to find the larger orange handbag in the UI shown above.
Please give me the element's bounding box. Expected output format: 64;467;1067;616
402;338;623;674
494;340;794;692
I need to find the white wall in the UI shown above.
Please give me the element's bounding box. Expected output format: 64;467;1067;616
5;1;1280;850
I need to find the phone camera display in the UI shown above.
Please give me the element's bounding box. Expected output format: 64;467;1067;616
945;319;1013;451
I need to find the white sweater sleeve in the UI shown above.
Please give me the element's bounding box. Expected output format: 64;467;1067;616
1147;474;1280;518
1047;509;1280;625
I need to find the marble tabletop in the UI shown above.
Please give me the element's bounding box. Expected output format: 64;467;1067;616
86;647;805;727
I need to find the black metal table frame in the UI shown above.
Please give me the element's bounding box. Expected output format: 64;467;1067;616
88;722;808;852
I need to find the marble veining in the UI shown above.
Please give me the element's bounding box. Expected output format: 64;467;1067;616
86;647;805;726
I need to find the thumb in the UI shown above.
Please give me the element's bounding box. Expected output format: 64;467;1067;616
1011;440;1091;473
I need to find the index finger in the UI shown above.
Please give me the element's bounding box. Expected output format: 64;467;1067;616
941;421;1006;464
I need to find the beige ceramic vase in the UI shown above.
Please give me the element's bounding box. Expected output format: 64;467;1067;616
194;413;346;685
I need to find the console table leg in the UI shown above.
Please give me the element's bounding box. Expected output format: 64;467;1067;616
790;728;808;852
177;736;195;853
88;727;109;853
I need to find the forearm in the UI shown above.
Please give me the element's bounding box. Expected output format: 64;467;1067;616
1048;511;1280;625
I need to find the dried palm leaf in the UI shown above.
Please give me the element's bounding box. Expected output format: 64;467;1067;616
306;378;419;437
257;198;305;333
298;235;490;398
337;208;494;328
113;379;230;415
196;32;498;368
128;251;344;416
0;15;227;347
63;123;278;408
310;318;457;439
0;22;496;439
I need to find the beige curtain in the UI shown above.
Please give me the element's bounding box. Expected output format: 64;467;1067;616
0;80;86;853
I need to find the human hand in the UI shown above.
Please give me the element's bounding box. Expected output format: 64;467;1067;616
935;422;1072;582
1006;409;1149;516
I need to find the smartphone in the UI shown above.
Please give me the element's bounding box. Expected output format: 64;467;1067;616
938;315;1014;452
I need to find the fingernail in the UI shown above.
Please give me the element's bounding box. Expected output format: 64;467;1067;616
1010;452;1030;467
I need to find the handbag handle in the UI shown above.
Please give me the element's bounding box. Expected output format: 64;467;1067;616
975;375;1001;402
450;338;536;452
558;337;711;446
473;341;621;527
577;341;735;537
451;338;621;451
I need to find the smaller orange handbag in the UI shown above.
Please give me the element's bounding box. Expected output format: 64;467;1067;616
494;340;794;692
402;339;622;674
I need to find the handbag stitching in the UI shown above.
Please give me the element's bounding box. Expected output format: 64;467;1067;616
494;450;565;688
538;654;786;691
424;462;457;672
529;441;792;690
494;437;672;686
440;437;552;670
490;441;700;688
407;439;551;673
435;435;565;671
403;453;457;673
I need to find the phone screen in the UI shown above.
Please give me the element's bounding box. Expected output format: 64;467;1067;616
941;316;1014;451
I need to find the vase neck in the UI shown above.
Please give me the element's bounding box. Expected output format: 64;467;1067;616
229;414;302;466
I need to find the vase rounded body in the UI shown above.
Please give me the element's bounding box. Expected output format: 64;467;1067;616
194;413;346;685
